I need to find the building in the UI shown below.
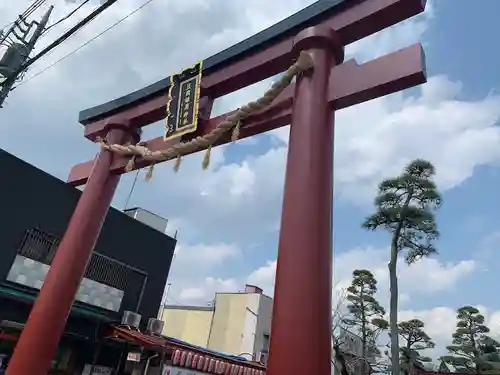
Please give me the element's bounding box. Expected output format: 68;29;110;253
332;327;377;375
160;285;272;363
0;148;177;374
124;207;178;239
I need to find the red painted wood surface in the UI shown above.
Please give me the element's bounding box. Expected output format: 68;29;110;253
68;44;425;186
265;25;342;375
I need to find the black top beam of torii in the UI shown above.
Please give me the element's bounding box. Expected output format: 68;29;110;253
78;0;351;125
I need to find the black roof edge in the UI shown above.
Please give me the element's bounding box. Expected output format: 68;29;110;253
78;0;353;125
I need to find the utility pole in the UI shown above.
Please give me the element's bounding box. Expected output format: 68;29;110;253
0;5;53;107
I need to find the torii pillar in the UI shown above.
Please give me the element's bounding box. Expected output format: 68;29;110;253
266;26;343;375
6;1;427;374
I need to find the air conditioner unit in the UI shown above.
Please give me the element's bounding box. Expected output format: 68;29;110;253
257;351;268;365
121;311;141;329
146;318;164;336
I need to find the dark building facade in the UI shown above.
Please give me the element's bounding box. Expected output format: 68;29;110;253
0;148;177;374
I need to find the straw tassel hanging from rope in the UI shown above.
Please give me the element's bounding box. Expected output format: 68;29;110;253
202;145;212;170
231;120;241;142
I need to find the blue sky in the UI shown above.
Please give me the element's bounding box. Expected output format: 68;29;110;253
1;0;500;361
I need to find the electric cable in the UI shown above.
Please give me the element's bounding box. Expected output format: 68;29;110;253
22;0;47;19
0;22;14;32
22;0;122;71
13;0;157;90
2;0;123;92
42;0;93;37
123;169;141;211
1;0;45;36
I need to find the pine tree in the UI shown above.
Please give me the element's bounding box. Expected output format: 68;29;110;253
362;159;442;375
438;360;451;372
343;269;388;374
441;306;500;374
398;319;435;374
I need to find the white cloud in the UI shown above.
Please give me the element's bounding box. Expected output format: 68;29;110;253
132;74;500;247
224;247;484;362
175;243;241;266
172;245;476;311
167;243;482;360
4;0;499;242
175;277;239;303
398;305;500;362
247;260;277;295
1;0;500;362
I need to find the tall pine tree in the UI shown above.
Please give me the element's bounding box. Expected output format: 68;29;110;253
343;269;388;374
363;159;442;375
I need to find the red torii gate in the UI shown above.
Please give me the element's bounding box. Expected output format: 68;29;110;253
6;1;427;375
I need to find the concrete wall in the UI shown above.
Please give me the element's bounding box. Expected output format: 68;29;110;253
209;292;272;358
240;293;259;358
160;290;272;359
161;306;213;347
253;294;273;357
207;293;247;355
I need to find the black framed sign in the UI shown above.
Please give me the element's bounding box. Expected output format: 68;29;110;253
164;61;203;141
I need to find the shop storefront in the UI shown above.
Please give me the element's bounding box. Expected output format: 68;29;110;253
106;326;267;375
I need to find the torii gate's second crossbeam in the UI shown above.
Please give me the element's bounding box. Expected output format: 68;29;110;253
5;1;427;375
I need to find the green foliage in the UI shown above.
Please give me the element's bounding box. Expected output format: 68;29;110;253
343;269;388;372
362;159;442;263
441;306;500;374
344;269;387;331
398;319;435;351
362;159;442;375
438;361;451;372
398;319;435;374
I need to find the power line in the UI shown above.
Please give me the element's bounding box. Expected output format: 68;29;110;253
13;0;158;90
20;0;123;73
0;0;44;45
0;5;53;107
22;0;47;19
0;0;45;33
1;0;124;103
0;22;14;32
42;0;93;37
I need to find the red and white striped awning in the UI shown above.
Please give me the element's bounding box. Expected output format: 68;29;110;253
171;348;266;375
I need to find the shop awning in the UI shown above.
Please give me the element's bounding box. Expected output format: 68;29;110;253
108;326;266;375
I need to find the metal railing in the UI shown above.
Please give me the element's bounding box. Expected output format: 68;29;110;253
15;228;148;311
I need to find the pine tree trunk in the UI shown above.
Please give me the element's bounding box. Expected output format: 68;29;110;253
361;291;367;375
471;333;481;375
389;189;413;375
389;244;400;375
406;340;412;375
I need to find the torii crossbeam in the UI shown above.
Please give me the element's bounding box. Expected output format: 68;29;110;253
6;1;427;375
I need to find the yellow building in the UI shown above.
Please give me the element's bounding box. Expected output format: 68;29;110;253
160;285;272;362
